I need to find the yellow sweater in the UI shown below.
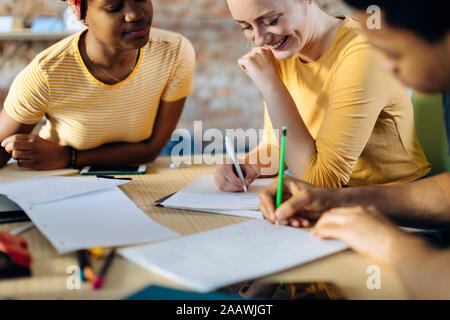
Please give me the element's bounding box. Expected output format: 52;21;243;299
4;28;195;151
264;16;430;187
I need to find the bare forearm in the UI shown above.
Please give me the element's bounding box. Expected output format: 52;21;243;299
0;109;34;168
389;236;450;299
76;140;165;167
0;147;11;168
246;144;279;177
261;81;315;177
339;174;450;228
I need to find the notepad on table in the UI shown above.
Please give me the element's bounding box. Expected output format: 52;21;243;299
0;177;179;254
120;219;349;292
0;176;126;207
160;175;274;219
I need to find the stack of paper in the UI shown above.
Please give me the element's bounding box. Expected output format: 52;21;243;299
0;177;179;254
0;176;127;208
160;175;274;219
120;219;349;292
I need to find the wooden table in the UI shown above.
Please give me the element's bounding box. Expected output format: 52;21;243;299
0;157;409;299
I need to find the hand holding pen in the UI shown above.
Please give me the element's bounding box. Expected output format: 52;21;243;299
225;136;248;192
214;137;260;192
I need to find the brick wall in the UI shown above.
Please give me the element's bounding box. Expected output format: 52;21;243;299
0;0;67;24
0;0;351;131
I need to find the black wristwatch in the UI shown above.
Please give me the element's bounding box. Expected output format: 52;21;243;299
67;147;78;168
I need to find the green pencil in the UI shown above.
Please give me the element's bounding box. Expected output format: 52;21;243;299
276;126;287;223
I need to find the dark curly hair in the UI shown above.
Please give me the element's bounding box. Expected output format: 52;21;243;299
343;0;450;43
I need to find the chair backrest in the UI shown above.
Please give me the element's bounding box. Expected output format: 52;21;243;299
411;92;450;174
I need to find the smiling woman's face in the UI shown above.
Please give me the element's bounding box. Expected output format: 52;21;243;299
85;0;153;50
226;0;312;60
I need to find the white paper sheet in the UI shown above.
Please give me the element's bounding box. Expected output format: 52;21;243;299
194;209;263;219
161;175;274;211
0;176;127;207
0;162;78;183
26;187;179;254
120;220;349;292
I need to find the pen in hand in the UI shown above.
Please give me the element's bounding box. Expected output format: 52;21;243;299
224;136;247;193
96;175;132;181
275;126;288;225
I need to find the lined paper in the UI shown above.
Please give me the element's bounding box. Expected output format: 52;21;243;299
121;220;349;292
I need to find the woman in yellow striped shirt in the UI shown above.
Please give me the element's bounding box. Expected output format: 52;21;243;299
0;0;195;170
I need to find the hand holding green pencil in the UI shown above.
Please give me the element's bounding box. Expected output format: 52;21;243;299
259;176;337;228
275;127;288;225
259;126;328;228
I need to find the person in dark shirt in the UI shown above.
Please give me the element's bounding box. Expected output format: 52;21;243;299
259;0;450;299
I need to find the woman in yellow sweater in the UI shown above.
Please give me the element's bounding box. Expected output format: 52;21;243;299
215;0;430;190
0;0;195;170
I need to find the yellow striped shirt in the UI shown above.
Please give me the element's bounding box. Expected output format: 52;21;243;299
4;27;195;150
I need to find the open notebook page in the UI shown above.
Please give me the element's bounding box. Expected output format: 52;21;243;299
120;219;348;292
161;174;274;211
